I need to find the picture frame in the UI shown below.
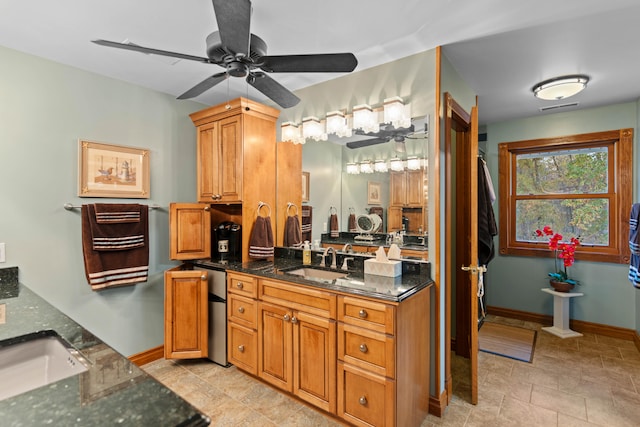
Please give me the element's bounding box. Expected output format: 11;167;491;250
302;171;310;202
78;140;150;198
367;181;381;205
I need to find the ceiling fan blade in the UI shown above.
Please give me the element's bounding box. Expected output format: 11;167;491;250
92;39;212;64
260;53;358;73
346;138;387;149
177;72;227;99
212;0;251;57
247;73;300;108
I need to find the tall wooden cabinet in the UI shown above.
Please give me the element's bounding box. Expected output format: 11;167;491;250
388;168;426;233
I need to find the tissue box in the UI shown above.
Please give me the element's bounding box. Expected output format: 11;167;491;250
364;259;402;277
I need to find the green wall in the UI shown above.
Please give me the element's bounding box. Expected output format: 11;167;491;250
0;45;205;356
485;102;639;329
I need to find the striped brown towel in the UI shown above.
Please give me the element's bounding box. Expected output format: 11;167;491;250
249;216;274;258
283;215;302;248
330;213;339;238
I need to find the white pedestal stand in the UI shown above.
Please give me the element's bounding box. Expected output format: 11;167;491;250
541;288;584;338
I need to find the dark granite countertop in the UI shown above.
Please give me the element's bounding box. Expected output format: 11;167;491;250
320;232;428;253
193;248;433;302
0;267;209;427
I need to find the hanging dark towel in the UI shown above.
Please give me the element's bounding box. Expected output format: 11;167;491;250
249;216;274;258
283;215;302;248
81;204;149;291
301;206;312;241
93;203;141;224
628;203;640;288
478;158;498;266
329;213;339;238
348;213;357;232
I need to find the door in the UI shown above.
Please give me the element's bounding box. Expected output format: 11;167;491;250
444;93;479;405
164;268;209;359
169;203;211;260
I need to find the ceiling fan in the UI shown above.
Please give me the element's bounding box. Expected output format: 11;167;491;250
92;0;358;109
346;123;426;151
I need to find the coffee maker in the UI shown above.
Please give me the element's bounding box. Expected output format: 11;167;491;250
214;221;242;262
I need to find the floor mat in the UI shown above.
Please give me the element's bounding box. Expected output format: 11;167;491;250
478;322;537;363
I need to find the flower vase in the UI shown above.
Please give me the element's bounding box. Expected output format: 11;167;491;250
550;279;574;293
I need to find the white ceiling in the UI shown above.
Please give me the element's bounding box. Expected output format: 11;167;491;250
1;0;639;124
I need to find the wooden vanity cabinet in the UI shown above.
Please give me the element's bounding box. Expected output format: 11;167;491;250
227;272;259;374
164;267;209;359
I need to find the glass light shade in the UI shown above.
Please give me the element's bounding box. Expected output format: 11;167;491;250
359;160;374;174
384;97;411;128
389;157;404;172
302;116;327;141
281;122;304;144
406;156;422;170
374;160;388;173
532;75;589;100
346;163;359;174
325;111;352;138
352;104;379;134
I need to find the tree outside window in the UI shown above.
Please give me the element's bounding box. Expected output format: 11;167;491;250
498;129;633;264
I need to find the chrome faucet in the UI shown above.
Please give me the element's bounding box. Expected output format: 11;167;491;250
321;247;337;269
342;243;353;253
341;257;354;271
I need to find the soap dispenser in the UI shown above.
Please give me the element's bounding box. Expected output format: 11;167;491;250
302;241;311;265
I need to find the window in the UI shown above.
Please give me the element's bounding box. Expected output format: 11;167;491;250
498;129;633;264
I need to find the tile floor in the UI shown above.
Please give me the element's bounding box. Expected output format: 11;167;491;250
142;315;640;426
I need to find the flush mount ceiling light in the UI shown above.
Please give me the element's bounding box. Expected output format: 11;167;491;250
532;74;590;100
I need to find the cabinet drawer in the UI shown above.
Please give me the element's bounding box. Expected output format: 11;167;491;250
228;293;257;329
338;296;395;335
228;322;257;375
260;278;336;319
228;272;258;298
337;362;395;427
338;323;395;378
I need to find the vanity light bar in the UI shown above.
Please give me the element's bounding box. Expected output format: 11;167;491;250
345;157;425;174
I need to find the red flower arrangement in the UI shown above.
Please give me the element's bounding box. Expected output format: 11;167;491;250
535;225;580;285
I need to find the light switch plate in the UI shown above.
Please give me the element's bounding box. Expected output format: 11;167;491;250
0;243;5;263
0;304;5;324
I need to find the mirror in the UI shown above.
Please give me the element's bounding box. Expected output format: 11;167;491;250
301;116;429;244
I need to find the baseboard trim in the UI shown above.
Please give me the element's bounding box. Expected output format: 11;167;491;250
487;306;636;341
429;390;447;417
129;345;164;367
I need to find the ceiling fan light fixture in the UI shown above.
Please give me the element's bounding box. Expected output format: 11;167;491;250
532;74;589;100
302;116;327;141
353;104;380;134
384;97;411;128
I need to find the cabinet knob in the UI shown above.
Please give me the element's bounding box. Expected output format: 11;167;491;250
200;275;206;280
359;396;367;405
237;282;244;289
283;314;290;321
291;316;298;324
238;345;244;353
238;306;245;314
204;206;210;211
358;309;368;318
359;343;368;353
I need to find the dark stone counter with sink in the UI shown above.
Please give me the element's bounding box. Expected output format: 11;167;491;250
0;267;209;427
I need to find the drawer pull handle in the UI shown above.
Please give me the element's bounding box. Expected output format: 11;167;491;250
283;314;290;321
291;316;298;324
238;306;245;314
238;345;244;353
358;309;368;318
359;343;368;353
237;282;244;289
359;396;367;405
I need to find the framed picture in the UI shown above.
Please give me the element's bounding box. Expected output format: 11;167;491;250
78;140;150;198
302;171;310;202
367;181;381;204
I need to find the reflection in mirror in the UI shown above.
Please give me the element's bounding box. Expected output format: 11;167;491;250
301;116;429;245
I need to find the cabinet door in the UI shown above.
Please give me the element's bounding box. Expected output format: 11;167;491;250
164;269;208;359
293;311;336;414
258;302;293;391
387;207;403;232
196;121;219;202
406;169;424;207
169;203;211;260
389;171;406;207
217;115;243;203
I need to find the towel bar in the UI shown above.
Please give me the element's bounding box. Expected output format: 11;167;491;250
64;203;161;211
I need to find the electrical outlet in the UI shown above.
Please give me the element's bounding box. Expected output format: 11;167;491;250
322;222;327;232
0;243;5;263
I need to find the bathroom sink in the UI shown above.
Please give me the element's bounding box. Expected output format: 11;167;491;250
282;266;348;283
0;330;90;400
401;244;427;251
